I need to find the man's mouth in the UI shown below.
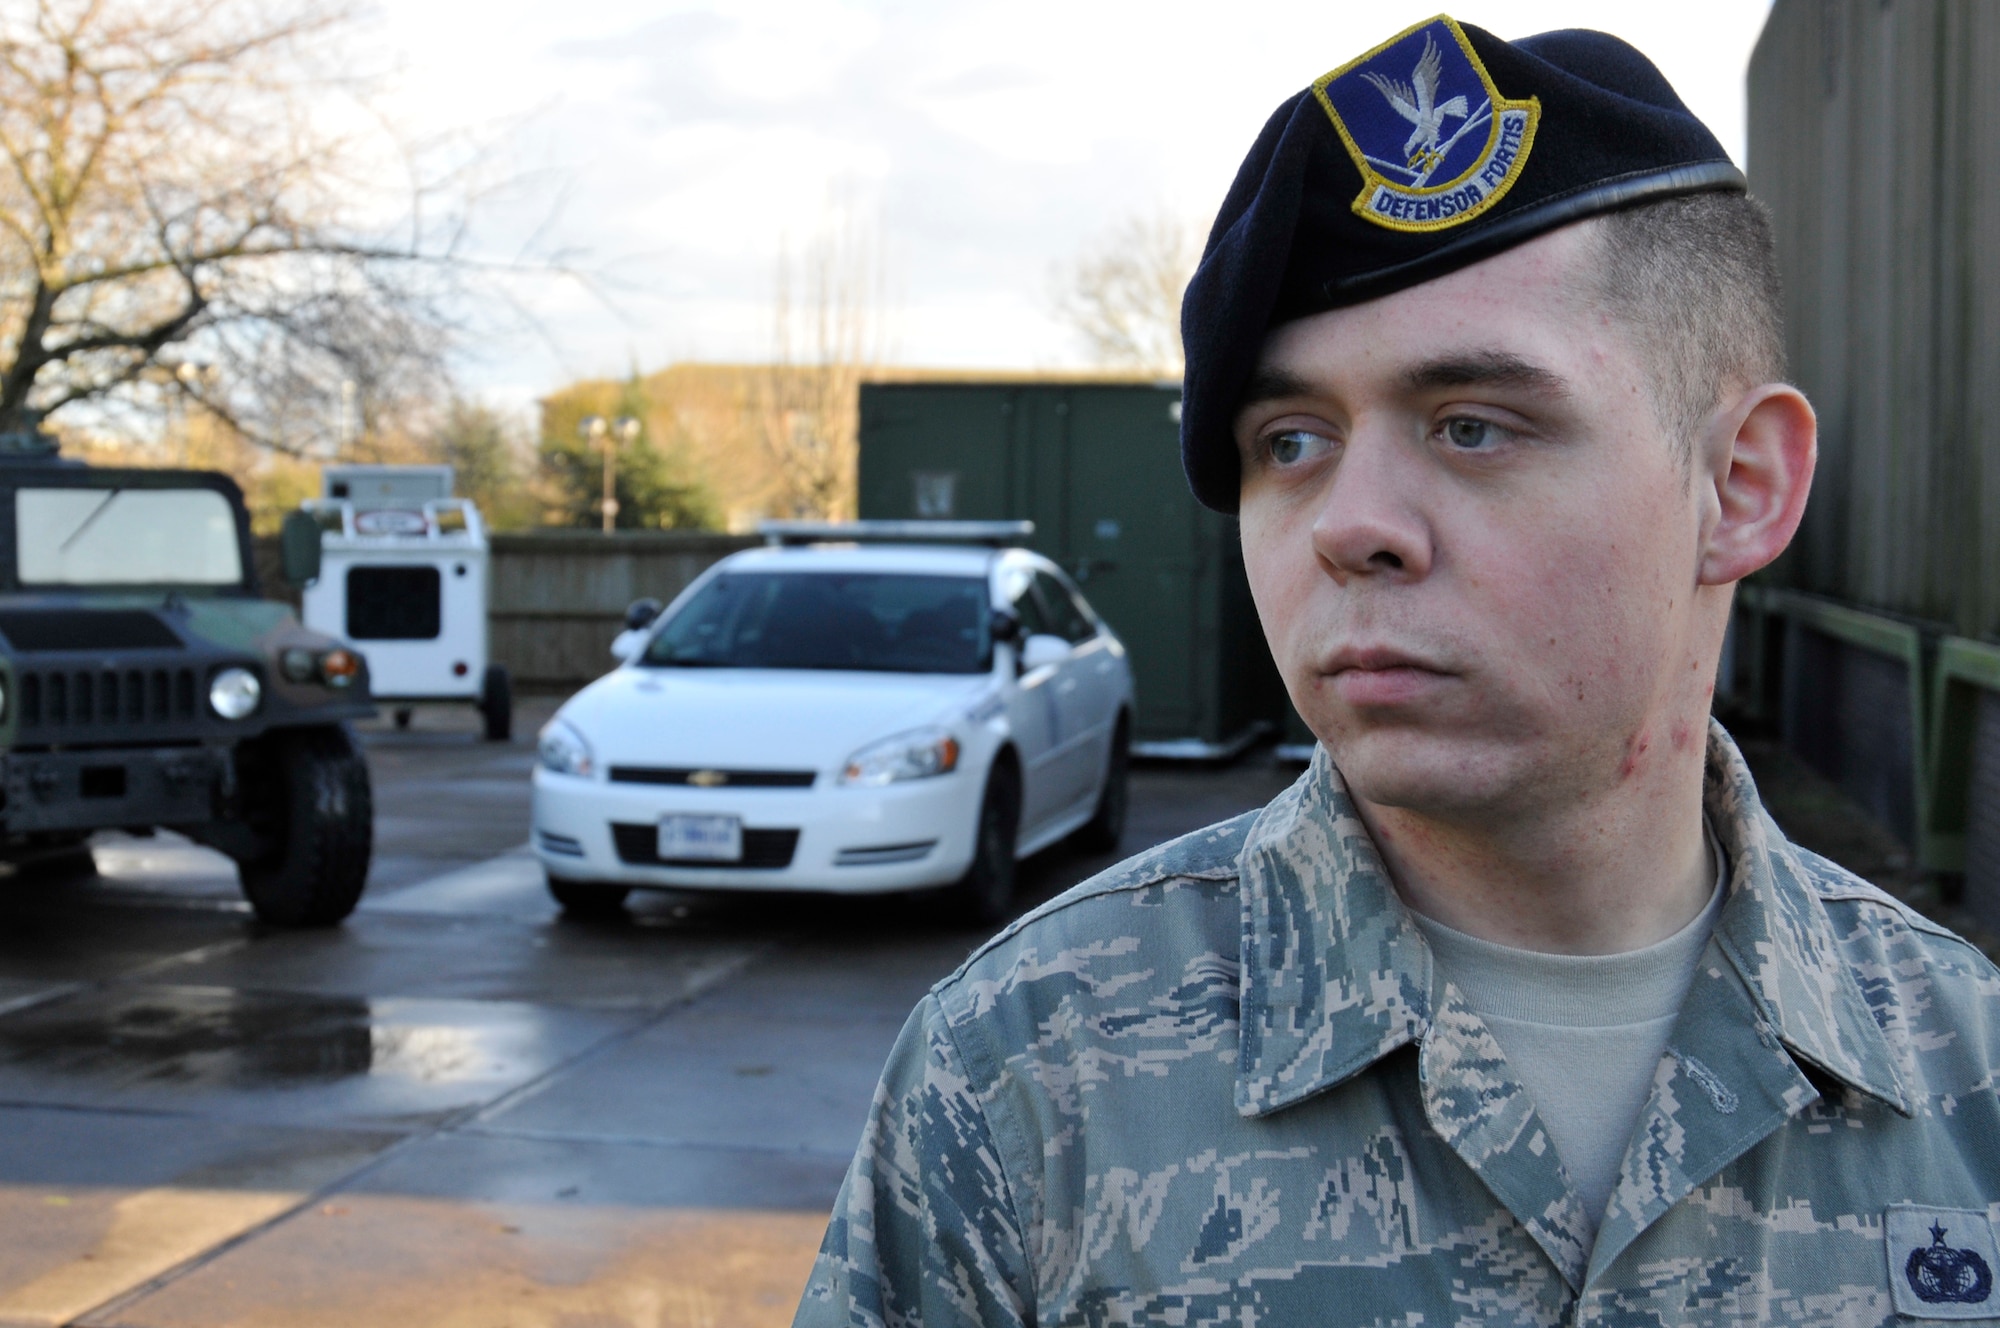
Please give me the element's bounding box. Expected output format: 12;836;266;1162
1323;645;1453;707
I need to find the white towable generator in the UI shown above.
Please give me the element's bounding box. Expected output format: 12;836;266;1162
298;465;512;740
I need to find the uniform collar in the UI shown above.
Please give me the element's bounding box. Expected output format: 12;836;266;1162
1234;721;1910;1120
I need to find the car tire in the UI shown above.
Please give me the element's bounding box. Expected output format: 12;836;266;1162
1073;714;1130;854
480;665;513;742
235;726;373;928
952;762;1020;926
547;874;630;919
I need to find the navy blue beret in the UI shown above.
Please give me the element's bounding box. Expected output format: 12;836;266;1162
1179;16;1744;512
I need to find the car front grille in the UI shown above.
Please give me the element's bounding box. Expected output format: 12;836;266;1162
18;664;201;736
609;822;800;869
608;766;817;788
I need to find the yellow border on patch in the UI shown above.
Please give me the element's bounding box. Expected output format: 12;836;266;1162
1310;14;1541;233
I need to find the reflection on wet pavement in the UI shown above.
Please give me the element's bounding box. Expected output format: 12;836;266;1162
0;987;378;1087
0;985;640;1127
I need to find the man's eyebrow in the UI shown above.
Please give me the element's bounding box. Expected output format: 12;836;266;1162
1402;351;1570;397
1237;368;1317;409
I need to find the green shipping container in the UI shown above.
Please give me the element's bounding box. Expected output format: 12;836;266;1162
857;380;1285;757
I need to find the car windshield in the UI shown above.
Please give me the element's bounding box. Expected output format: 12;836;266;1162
15;487;243;586
643;572;992;674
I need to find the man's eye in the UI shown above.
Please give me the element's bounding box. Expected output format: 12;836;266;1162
1266;429;1331;465
1439;417;1502;450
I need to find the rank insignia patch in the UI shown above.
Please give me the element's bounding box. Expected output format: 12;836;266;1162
1312;15;1539;233
1888;1206;2000;1320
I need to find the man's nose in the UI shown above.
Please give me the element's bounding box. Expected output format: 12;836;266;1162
1309;429;1434;585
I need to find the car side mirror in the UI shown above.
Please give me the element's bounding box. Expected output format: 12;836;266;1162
989;609;1021;644
279;509;322;587
625;597;664;631
1019;633;1071;672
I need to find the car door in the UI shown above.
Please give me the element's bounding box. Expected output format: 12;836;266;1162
1031;569;1118;813
997;561;1067;837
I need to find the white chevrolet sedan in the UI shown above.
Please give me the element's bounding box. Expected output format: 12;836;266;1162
530;539;1134;920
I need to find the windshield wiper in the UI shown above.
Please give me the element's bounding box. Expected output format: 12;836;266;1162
58;488;122;552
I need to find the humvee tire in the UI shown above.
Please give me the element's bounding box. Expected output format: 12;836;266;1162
546;874;629;919
480;664;513;743
235;725;373;927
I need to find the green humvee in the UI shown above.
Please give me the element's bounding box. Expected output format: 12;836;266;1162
0;435;375;926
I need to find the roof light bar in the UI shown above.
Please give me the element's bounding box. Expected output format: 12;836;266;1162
758;520;1035;548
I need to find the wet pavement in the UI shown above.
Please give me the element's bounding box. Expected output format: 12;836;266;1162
0;697;1299;1327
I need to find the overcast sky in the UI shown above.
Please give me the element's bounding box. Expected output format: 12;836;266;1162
369;1;1776;409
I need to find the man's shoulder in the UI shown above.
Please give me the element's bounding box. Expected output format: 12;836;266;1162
1781;839;2000;1074
930;811;1258;1030
1788;838;1996;973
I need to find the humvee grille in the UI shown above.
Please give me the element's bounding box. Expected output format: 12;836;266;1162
19;665;200;734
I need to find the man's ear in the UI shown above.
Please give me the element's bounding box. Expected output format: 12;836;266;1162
1696;383;1816;587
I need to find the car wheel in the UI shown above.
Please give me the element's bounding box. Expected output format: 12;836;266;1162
547;873;630;919
235;726;373;927
479;665;513;742
1073;714;1130;854
952;762;1020;926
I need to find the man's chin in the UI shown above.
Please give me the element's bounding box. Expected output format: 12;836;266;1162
1317;727;1537;818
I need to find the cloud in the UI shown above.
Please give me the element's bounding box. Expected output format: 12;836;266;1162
372;0;1775;404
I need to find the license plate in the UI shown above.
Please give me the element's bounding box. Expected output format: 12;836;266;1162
657;814;742;862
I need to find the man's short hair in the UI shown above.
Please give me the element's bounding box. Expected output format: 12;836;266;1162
1587;192;1788;457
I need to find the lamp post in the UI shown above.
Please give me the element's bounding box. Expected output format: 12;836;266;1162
579;414;642;534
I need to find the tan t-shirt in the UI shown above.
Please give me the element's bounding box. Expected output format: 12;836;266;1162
1408;829;1727;1240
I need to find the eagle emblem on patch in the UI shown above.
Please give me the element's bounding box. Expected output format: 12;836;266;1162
1312;15;1539;233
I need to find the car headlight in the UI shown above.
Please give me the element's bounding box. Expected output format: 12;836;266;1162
839;726;960;787
209;667;262;720
537;718;594;777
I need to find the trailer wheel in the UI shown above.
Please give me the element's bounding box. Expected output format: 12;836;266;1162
235;726;373;927
480;665;513;742
546;874;629;919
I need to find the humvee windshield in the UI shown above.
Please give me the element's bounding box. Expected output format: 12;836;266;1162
16;487;244;586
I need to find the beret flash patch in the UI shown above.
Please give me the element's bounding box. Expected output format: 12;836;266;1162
1313;15;1539;232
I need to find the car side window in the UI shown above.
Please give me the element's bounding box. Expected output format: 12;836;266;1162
1009;574;1054;639
1032;571;1095;644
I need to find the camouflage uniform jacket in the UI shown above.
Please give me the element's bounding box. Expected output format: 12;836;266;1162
796;724;2000;1326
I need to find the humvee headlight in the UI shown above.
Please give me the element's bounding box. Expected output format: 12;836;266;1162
319;649;361;688
280;648;317;683
209;667;262;720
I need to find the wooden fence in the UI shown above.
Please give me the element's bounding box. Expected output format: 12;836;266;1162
255;530;759;692
486;531;757;688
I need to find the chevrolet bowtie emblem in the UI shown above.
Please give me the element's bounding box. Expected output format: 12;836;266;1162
687;770;728;787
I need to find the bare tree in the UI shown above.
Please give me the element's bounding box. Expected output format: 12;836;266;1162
1050;209;1201;376
0;0;465;450
755;212;889;521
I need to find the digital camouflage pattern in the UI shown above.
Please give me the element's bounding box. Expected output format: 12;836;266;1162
796;723;2000;1327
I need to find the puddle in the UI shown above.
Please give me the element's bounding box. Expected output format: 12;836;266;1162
0;985;611;1120
0;987;379;1087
